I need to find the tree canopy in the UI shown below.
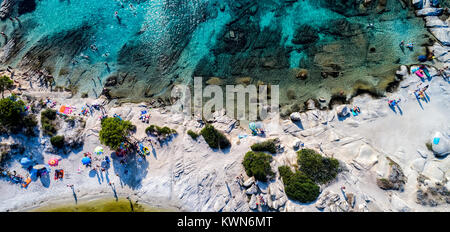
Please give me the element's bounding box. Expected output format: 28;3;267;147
0;96;36;134
200;124;231;149
99;117;134;150
0;75;13;98
242;151;274;182
278;165;320;203
250;139;277;154
297;149;340;184
0;97;25;129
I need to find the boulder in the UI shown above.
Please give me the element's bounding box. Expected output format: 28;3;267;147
246;184;258;195
376;158;407;191
306;99;316;110
0;0;16;20
424;16;448;28
249;194;257;210
411;158;426;173
412;0;423;9
353;144;379;169
431;131;450;157
430;28;450;46
290;112;301;122
243;177;255;188
395;65;409;78
430;0;440;7
416;8;443;17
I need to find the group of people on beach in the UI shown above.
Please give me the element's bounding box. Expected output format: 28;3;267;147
399;40;414;52
414;83;430;100
0;168;26;186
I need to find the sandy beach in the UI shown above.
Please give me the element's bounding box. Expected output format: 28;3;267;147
0;1;449;212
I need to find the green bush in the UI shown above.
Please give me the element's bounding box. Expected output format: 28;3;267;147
0;97;38;135
41;108;57;120
200;124;231;149
50;135;65;148
297;149;339;184
22;115;38;136
0;75;13;98
0;97;25;130
278;165;293;180
425;142;433;152
187;130;199;140
242;151;274;182
251;139;277;154
146;125;177;136
278;165;320;203
99;117;134;150
41;109;57;136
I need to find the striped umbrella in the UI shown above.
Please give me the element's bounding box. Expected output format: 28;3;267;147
48;158;59;167
94;146;104;155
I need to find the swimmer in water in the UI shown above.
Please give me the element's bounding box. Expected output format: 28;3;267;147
90;44;98;51
406;42;414;50
114;11;121;24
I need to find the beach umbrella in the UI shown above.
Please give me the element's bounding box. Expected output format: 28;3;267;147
33;164;46;170
81;157;91;165
255;122;263;129
20;157;32;166
48;158;59;167
94;146;104;155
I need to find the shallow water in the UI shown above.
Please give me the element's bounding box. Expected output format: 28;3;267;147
30;197;173;212
0;0;434;113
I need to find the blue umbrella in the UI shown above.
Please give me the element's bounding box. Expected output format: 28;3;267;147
418;55;427;62
81;157;91;165
20;157;32;166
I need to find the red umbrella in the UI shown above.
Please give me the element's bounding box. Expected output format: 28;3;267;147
48;158;59;167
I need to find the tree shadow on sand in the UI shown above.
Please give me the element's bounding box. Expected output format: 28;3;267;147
110;151;149;190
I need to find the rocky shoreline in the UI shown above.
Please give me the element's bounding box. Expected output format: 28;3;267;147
0;0;449;212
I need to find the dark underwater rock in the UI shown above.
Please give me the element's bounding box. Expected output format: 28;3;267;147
18;0;36;16
19;24;93;74
292;25;319;45
104;75;118;87
318;0;367;16
321;18;364;38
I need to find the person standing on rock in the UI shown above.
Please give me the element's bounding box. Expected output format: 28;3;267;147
1;32;7;41
399;40;405;53
114;11;121;24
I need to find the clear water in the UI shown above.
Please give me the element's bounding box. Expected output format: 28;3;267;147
0;0;433;113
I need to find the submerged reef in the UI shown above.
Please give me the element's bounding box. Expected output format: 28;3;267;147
0;0;435;114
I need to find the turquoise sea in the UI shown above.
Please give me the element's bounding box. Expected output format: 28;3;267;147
0;0;435;114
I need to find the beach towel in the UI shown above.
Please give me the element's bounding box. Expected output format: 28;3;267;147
415;70;425;78
59;105;73;115
423;68;431;78
238;134;248;139
433;137;440;145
